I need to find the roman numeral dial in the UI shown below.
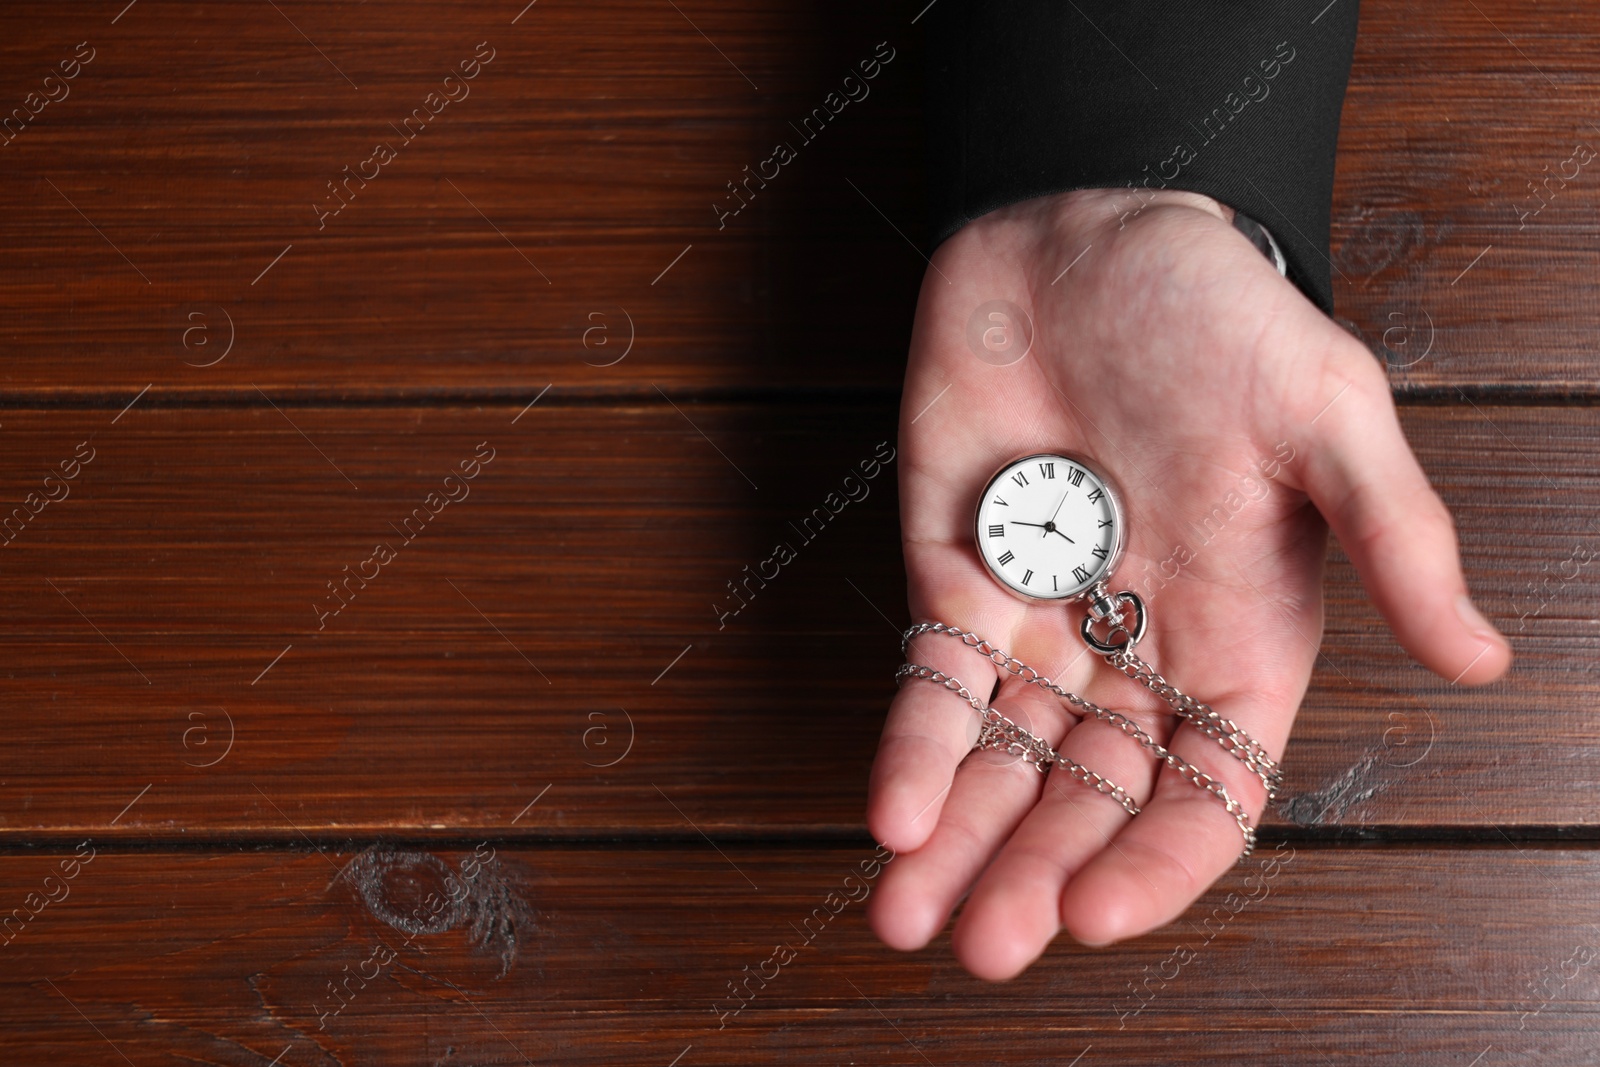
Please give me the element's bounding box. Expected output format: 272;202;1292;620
974;452;1122;601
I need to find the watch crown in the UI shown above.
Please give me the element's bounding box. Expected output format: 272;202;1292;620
1084;582;1122;624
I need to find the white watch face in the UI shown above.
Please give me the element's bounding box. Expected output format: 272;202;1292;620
974;452;1123;601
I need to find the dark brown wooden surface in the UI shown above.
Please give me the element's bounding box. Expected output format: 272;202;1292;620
4;0;1600;1062
3;1;1600;397
0;0;924;398
6;846;1600;1064
1332;0;1600;392
0;402;1593;839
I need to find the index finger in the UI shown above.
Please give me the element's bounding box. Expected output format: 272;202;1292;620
866;622;999;854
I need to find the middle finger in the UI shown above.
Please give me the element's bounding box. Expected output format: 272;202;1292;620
950;681;1175;980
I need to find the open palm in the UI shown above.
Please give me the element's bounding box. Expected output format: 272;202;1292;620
865;188;1511;980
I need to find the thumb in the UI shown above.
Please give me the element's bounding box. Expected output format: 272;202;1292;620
1289;352;1511;686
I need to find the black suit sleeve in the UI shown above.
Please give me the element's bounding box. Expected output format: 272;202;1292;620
922;1;1362;316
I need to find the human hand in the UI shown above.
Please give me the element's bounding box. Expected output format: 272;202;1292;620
865;187;1512;979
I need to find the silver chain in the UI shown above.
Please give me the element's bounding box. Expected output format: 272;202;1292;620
1081;582;1282;797
895;664;1143;816
1106;647;1283;798
897;624;1260;858
904;615;1282;802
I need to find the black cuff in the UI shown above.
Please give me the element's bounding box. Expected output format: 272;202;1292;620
922;0;1361;317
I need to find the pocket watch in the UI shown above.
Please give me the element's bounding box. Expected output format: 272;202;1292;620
973;450;1144;653
973;451;1124;599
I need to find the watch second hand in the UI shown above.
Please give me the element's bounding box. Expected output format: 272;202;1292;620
1044;489;1075;543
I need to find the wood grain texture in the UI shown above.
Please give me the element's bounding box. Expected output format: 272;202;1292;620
1;1;1598;396
0;0;923;398
0;401;1590;838
3;2;1599;1063
1332;0;1600;392
3;845;1598;1063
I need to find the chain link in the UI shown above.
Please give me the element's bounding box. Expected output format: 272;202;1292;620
897;624;1261;858
895;665;1143;817
1107;648;1283;799
903;618;1282;802
1083;583;1283;799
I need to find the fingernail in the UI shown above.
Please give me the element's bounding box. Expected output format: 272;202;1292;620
1456;593;1503;643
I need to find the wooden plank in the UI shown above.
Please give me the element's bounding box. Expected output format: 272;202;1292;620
1332;0;1600;392
0;0;923;397
0;401;1592;836
2;1;1599;395
2;845;1598;1062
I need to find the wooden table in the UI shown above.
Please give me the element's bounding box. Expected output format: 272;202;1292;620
2;1;1597;1062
